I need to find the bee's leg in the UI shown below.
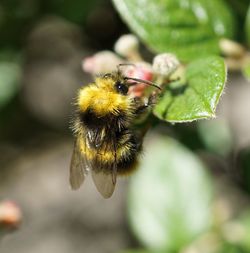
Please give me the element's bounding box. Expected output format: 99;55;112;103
134;92;158;114
147;91;159;106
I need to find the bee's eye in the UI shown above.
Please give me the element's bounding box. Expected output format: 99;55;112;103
115;82;128;95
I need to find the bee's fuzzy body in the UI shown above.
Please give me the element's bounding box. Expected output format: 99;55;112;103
70;71;153;198
73;74;144;175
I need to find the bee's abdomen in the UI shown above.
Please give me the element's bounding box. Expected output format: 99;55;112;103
116;131;142;174
116;133;142;175
85;130;142;175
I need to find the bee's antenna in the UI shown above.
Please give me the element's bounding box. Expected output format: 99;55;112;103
124;77;162;90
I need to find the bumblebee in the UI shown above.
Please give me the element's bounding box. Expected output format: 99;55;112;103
70;66;160;198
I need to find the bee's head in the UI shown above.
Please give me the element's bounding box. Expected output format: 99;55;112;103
95;72;129;95
95;68;161;97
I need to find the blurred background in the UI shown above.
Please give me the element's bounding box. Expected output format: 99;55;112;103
0;0;250;253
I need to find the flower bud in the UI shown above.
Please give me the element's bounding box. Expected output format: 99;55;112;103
124;62;153;81
124;62;153;97
82;51;123;74
153;53;179;77
0;201;22;230
114;34;141;61
219;38;245;58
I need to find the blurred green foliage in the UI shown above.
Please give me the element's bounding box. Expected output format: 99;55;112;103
44;0;102;24
0;0;106;47
238;148;250;194
128;134;213;252
0;61;21;109
197;119;233;157
0;50;22;109
246;5;250;47
126;134;250;253
242;63;250;80
0;0;109;114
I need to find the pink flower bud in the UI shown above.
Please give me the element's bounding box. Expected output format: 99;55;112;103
82;51;124;75
124;62;153;80
0;201;22;230
123;62;153;97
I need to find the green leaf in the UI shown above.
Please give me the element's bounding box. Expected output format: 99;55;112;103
112;0;235;61
0;61;22;109
128;134;213;252
246;4;250;46
153;56;226;122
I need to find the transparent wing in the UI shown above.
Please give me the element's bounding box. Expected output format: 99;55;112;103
91;168;116;199
69;139;89;190
87;129;104;149
91;135;118;199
